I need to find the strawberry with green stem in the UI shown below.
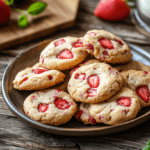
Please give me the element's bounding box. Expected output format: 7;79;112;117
94;0;134;21
3;0;47;29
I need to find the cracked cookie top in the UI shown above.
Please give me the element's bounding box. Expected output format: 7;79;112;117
83;30;132;64
68;62;123;104
23;89;77;126
121;70;150;108
39;37;88;70
13;63;65;90
89;87;141;125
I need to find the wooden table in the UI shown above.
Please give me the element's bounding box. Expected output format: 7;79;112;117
1;0;150;149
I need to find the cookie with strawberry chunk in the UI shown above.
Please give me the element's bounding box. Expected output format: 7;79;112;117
76;103;97;125
13;65;65;90
121;70;150;108
83;30;132;64
89;87;141;125
115;60;150;72
68;62;123;104
39;37;88;70
23;89;77;126
70;59;100;76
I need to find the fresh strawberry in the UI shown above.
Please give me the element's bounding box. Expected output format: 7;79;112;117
0;0;11;25
57;49;73;59
88;116;97;124
136;86;149;103
116;96;131;107
54;38;66;47
75;73;86;80
87;75;100;88
86;43;94;51
72;39;83;48
38;103;49;113
87;32;97;36
94;0;130;21
54;98;71;110
32;68;49;74
76;110;84;121
86;88;97;97
70;66;80;76
99;38;114;49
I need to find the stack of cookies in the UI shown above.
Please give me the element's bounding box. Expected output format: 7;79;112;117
13;30;150;126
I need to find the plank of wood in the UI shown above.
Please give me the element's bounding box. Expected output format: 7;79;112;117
0;0;80;51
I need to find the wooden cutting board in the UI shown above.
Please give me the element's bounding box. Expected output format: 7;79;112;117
0;0;80;50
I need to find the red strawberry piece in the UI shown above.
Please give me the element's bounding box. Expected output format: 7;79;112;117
55;89;61;93
99;38;114;50
99;115;104;121
94;0;130;21
21;77;28;84
86;88;97;97
72;39;83;48
87;75;100;88
93;68;97;70
144;71;148;74
32;68;49;74
70;66;80;76
27;111;29;115
48;75;52;80
31;95;37;100
86;43;94;51
75;73;86;80
38;103;49;113
57;49;73;59
87;32;97;36
88;116;97;125
0;0;10;25
54;38;66;47
136;86;149;103
116;96;131;107
54;98;72;110
116;39;123;46
103;51;109;56
76;110;84;121
121;110;129;113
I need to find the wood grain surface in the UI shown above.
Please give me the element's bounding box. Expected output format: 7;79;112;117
1;0;150;149
0;0;79;50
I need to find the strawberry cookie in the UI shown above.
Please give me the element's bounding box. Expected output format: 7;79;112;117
121;70;150;108
115;60;150;72
70;59;100;76
39;37;88;70
23;89;77;126
83;30;132;64
68;63;123;104
76;103;97;125
13;65;65;90
89;87;141;125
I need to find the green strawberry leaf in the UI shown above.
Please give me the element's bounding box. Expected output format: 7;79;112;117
18;15;29;29
27;2;47;16
5;0;14;5
142;145;150;150
147;140;150;146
